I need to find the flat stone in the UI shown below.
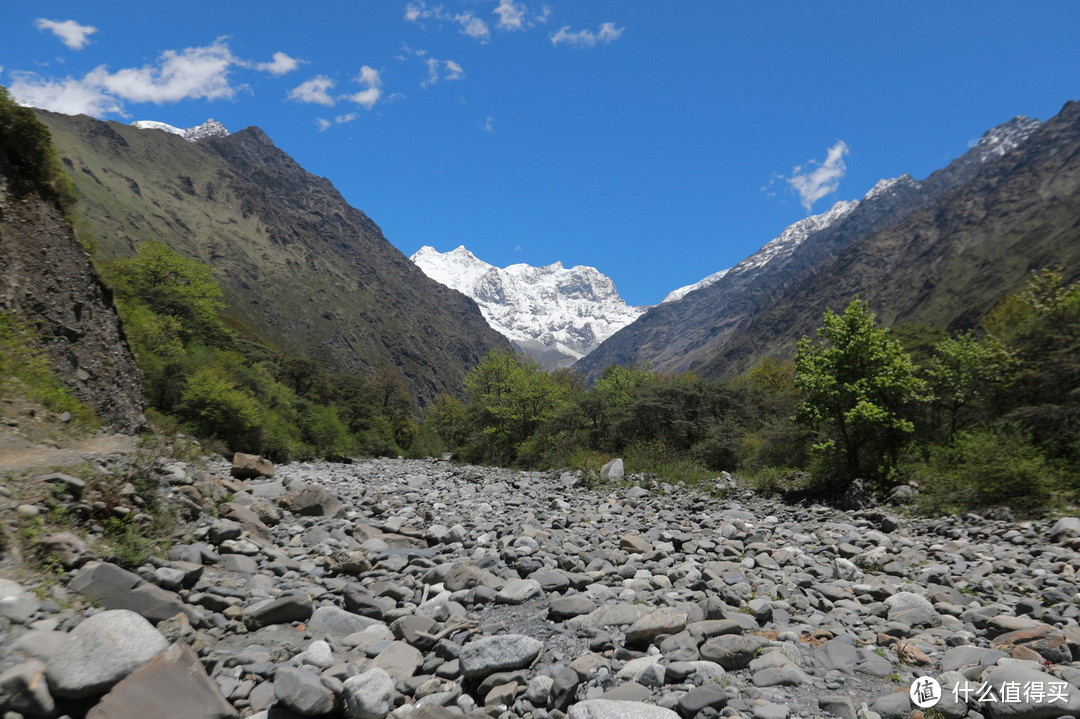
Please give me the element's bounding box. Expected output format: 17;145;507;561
68;561;189;624
371;641;423;681
496;578;543;605
600;682;653;701
343;667;394;719
624;608;687;648
308;605;378;636
753;702;791;719
678;684;730;716
274;667;335;716
818;695;857;719
0;579;40;621
550;594;598;619
569;699;680;719
980;663;1080;718
85;644;238;719
700;633;761;670
46;609;169;699
568;604;649;630
459;635;543;679
243;593;314;630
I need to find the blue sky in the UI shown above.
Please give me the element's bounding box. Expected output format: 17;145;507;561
3;2;1079;306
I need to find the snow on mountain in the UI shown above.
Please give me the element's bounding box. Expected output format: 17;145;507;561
971;116;1042;160
131;118;229;142
663;268;730;304
734;199;859;275
411;245;644;368
131;120;184;136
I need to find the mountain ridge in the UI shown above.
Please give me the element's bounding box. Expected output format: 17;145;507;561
36;110;510;402
574;110;1056;380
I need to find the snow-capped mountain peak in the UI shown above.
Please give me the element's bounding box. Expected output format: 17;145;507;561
663;268;730;304
411;246;643;368
971;116;1042;160
131;118;230;143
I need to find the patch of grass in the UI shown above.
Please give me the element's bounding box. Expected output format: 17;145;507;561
0;312;99;427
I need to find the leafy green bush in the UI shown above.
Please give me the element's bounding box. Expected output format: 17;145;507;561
909;425;1060;515
0;86;75;207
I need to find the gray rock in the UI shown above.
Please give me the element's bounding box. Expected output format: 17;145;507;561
869;691;911;719
68;561;190;624
496;578;543;605
677;684;730;716
699;633;761;670
84;644;238;719
624;608;687;648
600;458;624;483
819;696;858;719
343;667;395;719
274;667;336;716
569;699;680;719
371;641;423;681
549;594;597;619
307;605;378;636
243;592;314;630
460;634;543;678
0;579;40;621
46;609;169;698
979;663;1080;719
754;702;792;719
0;660;56;716
289;485;342;517
231;452;275;479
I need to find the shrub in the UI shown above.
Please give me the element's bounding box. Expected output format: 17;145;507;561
910;425;1060;515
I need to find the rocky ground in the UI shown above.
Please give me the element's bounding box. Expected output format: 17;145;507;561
4;454;1080;719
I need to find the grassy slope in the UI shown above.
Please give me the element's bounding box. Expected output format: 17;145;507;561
38;113;509;402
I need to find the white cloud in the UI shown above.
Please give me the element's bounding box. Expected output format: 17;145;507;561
404;2;490;42
254;52;301;76
9;72;120;116
479;116;495;133
784;141;850;211
550;22;624;48
289;75;336;106
345;65;382;109
422;58;465;88
456;12;491;42
35;18;97;50
95;39;239;103
315;118;332;131
335;113;357;124
10;39;300;117
494;0;527;30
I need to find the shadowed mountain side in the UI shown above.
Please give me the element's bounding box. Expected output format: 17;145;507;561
694;100;1080;378
575;105;1076;381
36;111;509;402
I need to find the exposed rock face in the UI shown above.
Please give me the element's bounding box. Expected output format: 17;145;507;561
576;110;1068;380
0;111;145;431
37;111;509;402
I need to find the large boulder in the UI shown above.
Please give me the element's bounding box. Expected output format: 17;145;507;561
85;644;238;719
45;610;168;699
68;562;190;624
230;452;275;479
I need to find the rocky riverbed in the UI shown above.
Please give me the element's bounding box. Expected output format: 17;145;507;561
4;456;1080;719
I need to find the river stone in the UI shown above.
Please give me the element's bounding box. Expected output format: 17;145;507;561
700;633;761;670
569;698;680;719
459;635;543;678
343;667;395;719
600;458;624;483
46;609;169;698
85;644;238;719
980;663;1080;718
68;561;189;624
274;667;336;716
308;605;378;636
0;660;55;716
497;578;543;605
243;592;314;630
624;608;687;647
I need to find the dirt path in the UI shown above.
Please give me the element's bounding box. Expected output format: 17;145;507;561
0;431;137;472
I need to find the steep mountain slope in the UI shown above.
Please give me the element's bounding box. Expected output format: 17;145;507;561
575;111;1056;380
0;102;144;431
411;245;643;369
36;111;509;402
696;100;1080;377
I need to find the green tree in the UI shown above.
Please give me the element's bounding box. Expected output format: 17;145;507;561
463;349;568;464
926;331;1014;440
794;298;931;482
107;242;228;343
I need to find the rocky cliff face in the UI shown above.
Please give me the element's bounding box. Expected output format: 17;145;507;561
411;246;643;369
36;112;509;402
0;114;145;431
575;112;1056;380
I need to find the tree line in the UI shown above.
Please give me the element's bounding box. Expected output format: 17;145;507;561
98;240;1080;515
